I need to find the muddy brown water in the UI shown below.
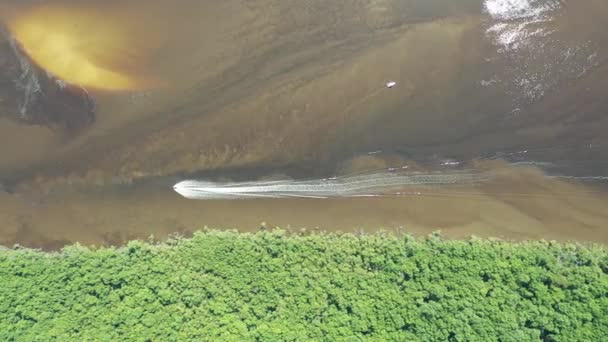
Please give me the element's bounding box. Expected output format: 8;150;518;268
1;0;608;249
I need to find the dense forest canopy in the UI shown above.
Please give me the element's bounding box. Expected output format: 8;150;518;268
1;230;607;341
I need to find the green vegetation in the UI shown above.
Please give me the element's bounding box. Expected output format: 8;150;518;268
1;230;607;341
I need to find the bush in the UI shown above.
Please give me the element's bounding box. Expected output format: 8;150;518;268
1;230;607;341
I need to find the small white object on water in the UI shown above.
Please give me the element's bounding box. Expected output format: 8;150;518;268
386;81;397;88
441;160;461;166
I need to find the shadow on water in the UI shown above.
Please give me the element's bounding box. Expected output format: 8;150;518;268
1;0;608;249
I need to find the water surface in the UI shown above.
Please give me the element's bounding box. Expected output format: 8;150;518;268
1;0;608;248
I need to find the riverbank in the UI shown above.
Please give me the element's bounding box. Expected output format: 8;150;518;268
1;229;606;340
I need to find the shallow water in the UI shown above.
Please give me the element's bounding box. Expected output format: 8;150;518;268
1;0;608;249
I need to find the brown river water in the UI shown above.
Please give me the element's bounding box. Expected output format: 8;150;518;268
1;0;608;249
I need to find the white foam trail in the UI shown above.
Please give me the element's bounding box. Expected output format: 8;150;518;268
551;176;608;181
173;170;490;200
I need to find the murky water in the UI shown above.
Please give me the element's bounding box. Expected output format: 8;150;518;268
1;0;608;249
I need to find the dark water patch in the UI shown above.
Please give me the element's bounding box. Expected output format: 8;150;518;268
0;28;95;136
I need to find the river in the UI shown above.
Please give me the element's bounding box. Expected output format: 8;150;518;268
1;0;608;249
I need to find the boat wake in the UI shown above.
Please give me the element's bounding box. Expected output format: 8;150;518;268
173;170;490;200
